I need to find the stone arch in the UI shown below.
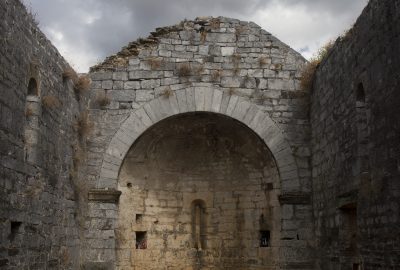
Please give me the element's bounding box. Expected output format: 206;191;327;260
24;77;41;164
356;82;366;104
27;77;39;96
97;86;299;193
191;199;207;250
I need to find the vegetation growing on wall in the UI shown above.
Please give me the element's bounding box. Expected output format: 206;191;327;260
62;67;78;82
96;91;111;108
74;76;91;94
147;57;164;70
177;63;192;77
211;69;222;82
62;67;91;95
258;56;269;67
42;95;61;109
74;111;93;140
300;41;334;91
161;87;173;98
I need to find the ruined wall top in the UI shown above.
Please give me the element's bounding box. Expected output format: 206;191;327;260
91;16;305;72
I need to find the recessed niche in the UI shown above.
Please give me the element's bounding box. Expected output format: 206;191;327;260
260;230;270;247
340;205;358;254
135;231;147;249
9;221;22;242
192;200;206;250
266;183;273;190
135;214;143;223
27;78;38;96
356;83;365;104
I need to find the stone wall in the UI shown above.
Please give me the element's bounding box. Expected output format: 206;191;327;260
3;0;399;269
311;0;400;269
118;113;281;269
85;16;314;269
0;1;85;269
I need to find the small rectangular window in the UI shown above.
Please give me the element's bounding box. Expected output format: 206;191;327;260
260;230;270;247
266;183;273;190
340;206;357;253
9;221;22;242
135;231;147;249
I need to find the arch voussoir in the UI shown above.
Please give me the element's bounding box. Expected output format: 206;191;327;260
211;89;223;113
98;88;300;192
185;88;196;111
175;89;188;113
134;107;154;128
194;87;206;111
231;97;252;122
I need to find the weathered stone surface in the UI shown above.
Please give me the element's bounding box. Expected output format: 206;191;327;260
129;70;162;79
0;2;82;269
102;80;113;90
85;14;313;268
81;261;113;270
206;33;236;43
136;90;154;102
279;192;311;205
141;79;160;89
221;47;235;56
124;81;141;90
112;72;128;81
311;1;400;269
108;90;135;101
3;1;399;270
88;189;122;203
118;114;282;269
221;76;241;88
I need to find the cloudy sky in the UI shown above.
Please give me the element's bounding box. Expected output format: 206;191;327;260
23;0;368;72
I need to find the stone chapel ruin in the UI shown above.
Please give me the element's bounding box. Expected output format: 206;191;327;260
0;0;399;269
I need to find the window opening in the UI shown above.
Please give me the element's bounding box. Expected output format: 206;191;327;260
27;78;38;96
356;83;365;104
24;77;40;164
9;221;22;242
192;200;206;250
340;205;358;255
135;231;147;249
260;230;270;247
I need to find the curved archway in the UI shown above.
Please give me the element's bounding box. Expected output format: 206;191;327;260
355;82;366;104
24;77;41;164
116;112;282;269
191;199;207;250
27;77;38;96
97;87;300;193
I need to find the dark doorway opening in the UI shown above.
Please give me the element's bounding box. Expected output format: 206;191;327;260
260;230;270;247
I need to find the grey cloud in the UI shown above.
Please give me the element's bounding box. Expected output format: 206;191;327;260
278;0;368;14
27;0;273;67
25;0;368;71
299;46;310;54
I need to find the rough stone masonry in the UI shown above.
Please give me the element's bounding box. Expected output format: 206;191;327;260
0;0;399;269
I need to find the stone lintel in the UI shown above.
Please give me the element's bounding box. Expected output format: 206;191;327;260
88;189;122;203
280;261;315;269
82;261;113;270
279;192;311;205
336;189;358;209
